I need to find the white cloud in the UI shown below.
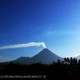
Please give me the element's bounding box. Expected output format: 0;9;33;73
0;42;46;50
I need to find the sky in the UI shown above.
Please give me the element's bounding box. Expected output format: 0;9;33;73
0;0;80;62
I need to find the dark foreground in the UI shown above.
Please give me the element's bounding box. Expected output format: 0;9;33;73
0;57;80;79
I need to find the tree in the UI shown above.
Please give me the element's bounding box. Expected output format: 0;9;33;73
57;59;61;64
70;57;73;65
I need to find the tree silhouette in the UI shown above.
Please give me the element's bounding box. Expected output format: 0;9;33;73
0;57;80;79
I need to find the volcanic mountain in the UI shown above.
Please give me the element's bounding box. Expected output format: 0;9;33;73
13;48;63;64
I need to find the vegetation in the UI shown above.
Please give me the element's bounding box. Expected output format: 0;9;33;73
0;57;80;79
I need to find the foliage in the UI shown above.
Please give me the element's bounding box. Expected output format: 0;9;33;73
0;57;80;79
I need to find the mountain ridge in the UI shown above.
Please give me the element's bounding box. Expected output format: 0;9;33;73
13;48;63;64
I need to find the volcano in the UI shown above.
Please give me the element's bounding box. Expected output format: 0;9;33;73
13;48;63;64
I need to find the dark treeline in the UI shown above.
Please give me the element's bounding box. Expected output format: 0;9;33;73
0;57;80;79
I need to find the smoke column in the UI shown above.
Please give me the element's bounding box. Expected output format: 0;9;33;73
0;42;46;50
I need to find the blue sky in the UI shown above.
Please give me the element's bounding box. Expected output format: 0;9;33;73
0;0;80;62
